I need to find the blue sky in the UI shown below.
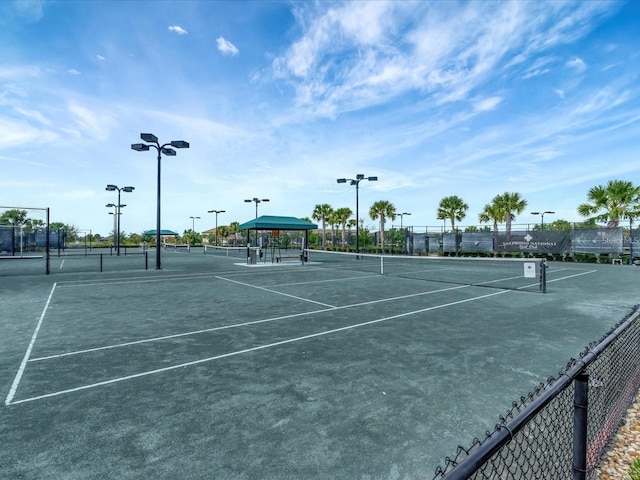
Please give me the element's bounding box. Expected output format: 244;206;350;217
1;0;639;236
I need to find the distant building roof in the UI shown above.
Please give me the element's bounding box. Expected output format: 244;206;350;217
238;215;318;231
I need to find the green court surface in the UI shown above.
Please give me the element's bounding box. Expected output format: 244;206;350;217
1;249;638;479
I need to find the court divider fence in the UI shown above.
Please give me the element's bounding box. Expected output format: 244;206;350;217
433;305;640;480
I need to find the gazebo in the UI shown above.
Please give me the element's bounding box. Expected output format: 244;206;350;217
238;215;318;258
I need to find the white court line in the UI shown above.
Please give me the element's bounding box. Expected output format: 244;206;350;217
5;283;57;406
547;270;597;283
10;288;509;405
59;259;64;270
216;275;337;308
30;283;470;362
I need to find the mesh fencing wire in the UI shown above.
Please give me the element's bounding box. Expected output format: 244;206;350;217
433;305;640;479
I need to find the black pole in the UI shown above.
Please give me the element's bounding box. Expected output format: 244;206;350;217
355;181;359;255
45;207;50;274
116;189;121;255
572;373;589;480
630;219;633;266
156;148;162;269
99;253;103;272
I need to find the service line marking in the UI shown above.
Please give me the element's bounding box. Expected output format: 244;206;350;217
10;288;509;405
5;283;57;406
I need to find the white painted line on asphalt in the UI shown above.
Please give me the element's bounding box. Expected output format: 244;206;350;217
5;283;57;406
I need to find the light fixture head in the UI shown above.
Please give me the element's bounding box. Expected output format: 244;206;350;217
161;147;176;156
531;211;540;215
141;133;158;143
131;143;150;152
106;203;116;208
368;176;378;181
123;186;135;193
337;178;347;184
106;185;117;191
170;140;189;149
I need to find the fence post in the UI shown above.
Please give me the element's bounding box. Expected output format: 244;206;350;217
572;373;589;480
145;251;148;270
99;254;103;273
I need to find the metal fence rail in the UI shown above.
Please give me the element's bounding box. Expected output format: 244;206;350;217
434;305;640;480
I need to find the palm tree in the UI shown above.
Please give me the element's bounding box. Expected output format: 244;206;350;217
494;192;527;242
334;207;353;249
312;204;333;249
369;200;396;254
479;202;506;253
577;180;640;227
0;209;29;226
229;221;240;246
436;196;468;233
217;225;230;245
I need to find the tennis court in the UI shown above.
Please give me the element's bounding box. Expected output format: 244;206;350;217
2;249;638;479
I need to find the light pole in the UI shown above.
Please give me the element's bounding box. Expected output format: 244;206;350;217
244;197;269;218
106;184;134;255
531;211;555;230
398;212;411;254
189;216;200;246
208;209;225;246
105;203;125;251
131;133;189;269
336;174;377;254
244;198;269;245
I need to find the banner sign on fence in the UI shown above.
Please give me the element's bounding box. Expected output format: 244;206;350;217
496;230;570;254
572;228;623;254
461;233;493;252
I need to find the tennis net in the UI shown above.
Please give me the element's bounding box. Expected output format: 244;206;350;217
302;249;547;293
203;245;247;258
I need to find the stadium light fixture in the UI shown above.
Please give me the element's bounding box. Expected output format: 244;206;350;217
244;198;269;218
336;174;377;255
531;211;555;231
131;133;189;269
105;185;134;255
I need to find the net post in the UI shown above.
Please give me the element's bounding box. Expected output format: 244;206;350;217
540;259;547;293
145;251;148;270
380;255;384;275
99;254;103;272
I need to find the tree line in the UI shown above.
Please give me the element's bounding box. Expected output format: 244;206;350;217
2;179;638;251
309;179;640;253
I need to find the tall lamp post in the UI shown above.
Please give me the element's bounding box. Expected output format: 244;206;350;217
244;197;269;218
131;133;189;269
208;209;225;246
398;212;411;254
106;203;121;250
336;174;377;254
531;211;555;230
244;198;269;245
189;216;200;246
106;184;134;255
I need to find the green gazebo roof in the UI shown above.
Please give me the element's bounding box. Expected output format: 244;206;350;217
238;215;318;231
143;229;179;236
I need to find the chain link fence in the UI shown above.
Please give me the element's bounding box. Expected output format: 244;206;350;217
433;305;640;479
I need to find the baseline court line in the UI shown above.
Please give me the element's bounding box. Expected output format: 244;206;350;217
11;288;509;405
30;283;470;362
5;283;57;406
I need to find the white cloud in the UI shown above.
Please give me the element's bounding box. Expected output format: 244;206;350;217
216;37;239;56
168;25;188;35
566;57;587;71
554;88;565;99
474;96;503;112
68;69;81;75
96;54;105;61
